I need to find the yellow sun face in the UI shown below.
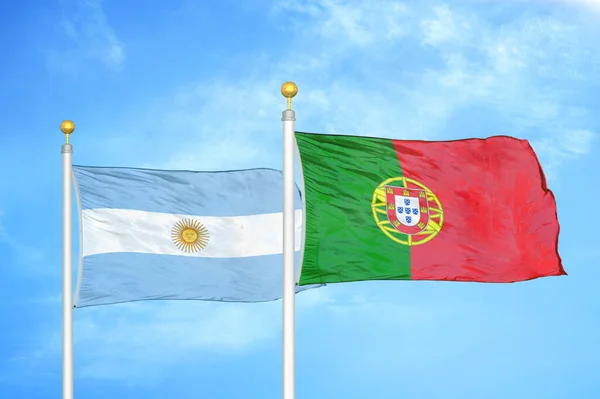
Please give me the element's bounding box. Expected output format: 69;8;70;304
171;218;209;253
181;228;198;243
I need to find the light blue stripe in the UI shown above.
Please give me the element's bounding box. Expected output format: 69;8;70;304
76;252;318;308
73;165;301;215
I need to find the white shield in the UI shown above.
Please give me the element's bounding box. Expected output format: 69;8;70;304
394;195;421;227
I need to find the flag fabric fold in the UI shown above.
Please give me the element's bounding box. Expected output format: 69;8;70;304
73;165;315;308
294;132;565;285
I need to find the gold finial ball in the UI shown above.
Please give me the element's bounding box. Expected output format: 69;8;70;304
281;81;298;99
60;120;75;135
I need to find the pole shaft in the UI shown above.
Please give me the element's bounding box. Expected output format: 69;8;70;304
282;109;296;399
62;144;74;399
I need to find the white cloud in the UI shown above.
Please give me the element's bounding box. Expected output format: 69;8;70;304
530;129;596;178
46;0;125;72
421;4;474;46
73;303;277;381
548;0;600;13
562;129;596;155
470;0;600;14
11;289;332;383
0;211;45;268
156;80;285;171
275;0;409;46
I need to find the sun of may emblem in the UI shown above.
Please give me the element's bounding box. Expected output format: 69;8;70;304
171;218;210;253
371;177;444;246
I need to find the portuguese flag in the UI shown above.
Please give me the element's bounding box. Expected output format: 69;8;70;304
295;132;565;286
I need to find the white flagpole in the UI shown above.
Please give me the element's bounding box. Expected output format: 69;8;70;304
61;120;75;399
281;82;298;399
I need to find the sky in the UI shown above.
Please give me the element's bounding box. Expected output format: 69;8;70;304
1;0;599;398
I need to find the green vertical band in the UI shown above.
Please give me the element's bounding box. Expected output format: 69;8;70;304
296;132;412;285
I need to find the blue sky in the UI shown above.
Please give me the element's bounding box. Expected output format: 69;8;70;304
1;0;599;398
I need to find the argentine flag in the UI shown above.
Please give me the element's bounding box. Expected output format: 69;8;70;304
72;165;316;308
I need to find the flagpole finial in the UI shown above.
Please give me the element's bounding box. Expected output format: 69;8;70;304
281;82;298;110
60;120;75;144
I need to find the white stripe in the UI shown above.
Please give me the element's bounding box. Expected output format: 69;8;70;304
82;208;303;258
